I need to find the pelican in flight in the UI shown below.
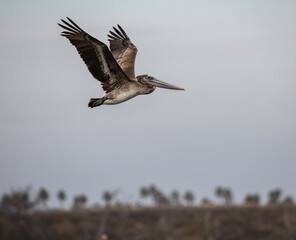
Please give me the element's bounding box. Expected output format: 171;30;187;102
58;17;184;108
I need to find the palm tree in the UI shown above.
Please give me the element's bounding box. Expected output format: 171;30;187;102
170;190;180;206
183;191;195;206
215;186;233;205
72;194;88;209
215;186;224;204
244;194;260;206
153;190;169;205
224;188;233;206
79;195;87;206
252;194;260;205
201;197;212;206
282;196;293;205
37;187;49;209
148;185;157;197
139;187;149;205
268;189;282;205
146;185;169;206
57;190;67;208
102;191;113;207
1;188;34;213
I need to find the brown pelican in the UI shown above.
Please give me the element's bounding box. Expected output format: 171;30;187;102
58;17;184;108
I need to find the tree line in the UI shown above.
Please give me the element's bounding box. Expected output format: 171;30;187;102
0;185;294;214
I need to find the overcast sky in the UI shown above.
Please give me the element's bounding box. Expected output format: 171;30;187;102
0;0;295;207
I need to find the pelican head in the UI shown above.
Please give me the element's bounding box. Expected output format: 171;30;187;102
138;74;185;91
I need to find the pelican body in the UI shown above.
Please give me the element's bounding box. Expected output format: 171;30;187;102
58;18;184;108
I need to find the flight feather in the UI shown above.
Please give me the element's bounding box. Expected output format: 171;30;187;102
108;25;138;80
58;17;130;93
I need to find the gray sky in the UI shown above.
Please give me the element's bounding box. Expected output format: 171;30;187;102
0;0;295;206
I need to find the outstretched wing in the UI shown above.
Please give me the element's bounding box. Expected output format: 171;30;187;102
108;25;138;80
58;17;131;93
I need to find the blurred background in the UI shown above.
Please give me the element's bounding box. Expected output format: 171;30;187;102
0;0;295;209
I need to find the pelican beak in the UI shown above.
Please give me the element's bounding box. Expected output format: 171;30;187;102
146;78;185;90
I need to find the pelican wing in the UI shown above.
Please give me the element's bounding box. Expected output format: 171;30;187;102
108;25;138;80
58;17;131;93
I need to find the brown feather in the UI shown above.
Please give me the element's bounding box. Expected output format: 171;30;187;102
58;18;131;93
108;25;138;80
